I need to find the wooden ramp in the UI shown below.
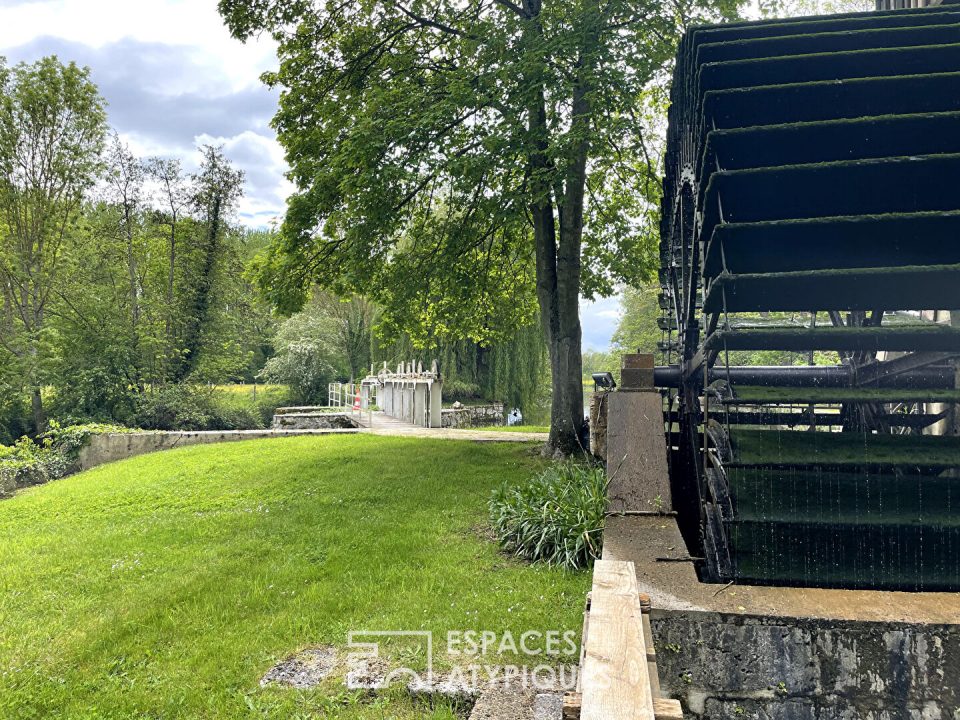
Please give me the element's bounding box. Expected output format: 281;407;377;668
564;560;682;720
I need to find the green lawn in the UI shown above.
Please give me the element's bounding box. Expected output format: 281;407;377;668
0;435;589;719
472;425;550;434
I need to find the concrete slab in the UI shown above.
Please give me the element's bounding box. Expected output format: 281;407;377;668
467;687;538;720
260;646;338;689
605;391;672;512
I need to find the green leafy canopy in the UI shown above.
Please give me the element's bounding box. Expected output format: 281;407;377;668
220;0;743;342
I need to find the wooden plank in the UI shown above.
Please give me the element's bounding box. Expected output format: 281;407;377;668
640;614;662;697
639;593;660;697
563;694;683;720
580;560;655;719
653;698;684;720
576;593;591;695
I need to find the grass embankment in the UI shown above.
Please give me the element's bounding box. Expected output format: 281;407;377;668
473;425;550;434
0;435;589;719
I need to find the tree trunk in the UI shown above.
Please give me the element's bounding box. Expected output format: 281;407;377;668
524;0;600;456
528;114;586;455
165;213;177;380
30;386;45;435
523;0;589;456
175;196;221;381
124;204;143;389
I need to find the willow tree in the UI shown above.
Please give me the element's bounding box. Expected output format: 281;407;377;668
220;0;740;454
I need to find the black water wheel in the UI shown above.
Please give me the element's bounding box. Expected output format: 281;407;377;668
658;3;960;591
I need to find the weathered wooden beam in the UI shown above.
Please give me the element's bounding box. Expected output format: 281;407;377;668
638;592;662;698
563;693;683;720
579;560;655;719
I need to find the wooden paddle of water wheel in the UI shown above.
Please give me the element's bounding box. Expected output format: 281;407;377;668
657;3;960;590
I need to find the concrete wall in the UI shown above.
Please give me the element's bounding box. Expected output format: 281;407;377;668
271;412;359;430
652;610;960;719
605;390;672;512
441;403;505;428
77;429;354;472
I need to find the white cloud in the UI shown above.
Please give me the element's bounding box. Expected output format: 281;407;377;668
0;0;278;90
0;0;287;227
580;294;622;351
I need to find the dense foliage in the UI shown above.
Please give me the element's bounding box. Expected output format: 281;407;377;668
0;421;131;496
219;0;745;453
0;57;281;439
0;55;558;440
259;297;340;404
490;461;608;569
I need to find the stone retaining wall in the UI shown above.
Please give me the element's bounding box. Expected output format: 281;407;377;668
271;412;358;430
77;429;355;472
441;403;505;428
652;610;959;719
603;515;960;719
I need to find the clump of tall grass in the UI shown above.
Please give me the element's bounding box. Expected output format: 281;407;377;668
489;462;608;570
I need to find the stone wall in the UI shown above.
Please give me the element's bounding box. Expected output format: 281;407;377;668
271;412;358;430
652;610;960;719
441;403;505;428
77;429;355;472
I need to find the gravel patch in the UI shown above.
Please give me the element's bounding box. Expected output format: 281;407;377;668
260;646;339;689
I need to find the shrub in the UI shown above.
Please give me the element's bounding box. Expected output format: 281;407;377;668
211;384;292;426
259;310;339;404
0;436;50;494
128;385;262;431
0;422;133;495
489;462;608;570
0;391;31;446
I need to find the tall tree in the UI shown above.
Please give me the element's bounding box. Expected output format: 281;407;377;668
219;0;741;454
173;145;243;381
0;56;107;432
146;155;189;374
319;293;377;381
104;133;146;386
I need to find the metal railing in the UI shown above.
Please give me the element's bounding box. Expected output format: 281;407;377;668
330;361;443;428
328;382;378;414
